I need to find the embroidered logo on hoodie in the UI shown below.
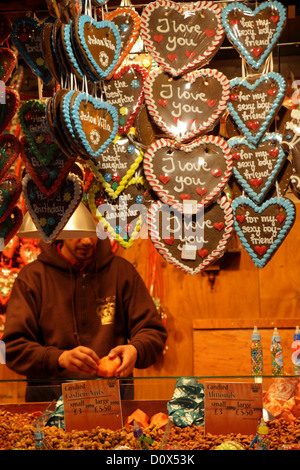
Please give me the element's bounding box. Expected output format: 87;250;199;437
96;296;116;325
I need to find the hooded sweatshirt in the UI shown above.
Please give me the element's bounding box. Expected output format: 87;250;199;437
2;237;167;380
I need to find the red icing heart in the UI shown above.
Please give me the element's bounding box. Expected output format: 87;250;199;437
269;147;279;157
270;15;280;23
211;169;222;177
214;222;225;231
180;194;191;200
207;99;216;108
164;236;174;245
251;47;263;57
230;94;238;101
276;214;285;224
167;54;177;62
267;88;277;96
236;214;245;223
229;19;239;26
185;50;196;59
205;29;215;38
159;174;170;184
247;121;260;130
255;245;267;256
250;178;263;187
153;34;163;43
232;152;240;160
158;99;168;107
198;249;208;258
196;188;207;196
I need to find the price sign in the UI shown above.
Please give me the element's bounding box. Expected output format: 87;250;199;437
62;379;122;432
204;381;263;435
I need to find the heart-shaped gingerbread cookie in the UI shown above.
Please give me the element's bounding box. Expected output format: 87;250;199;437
0;88;19;134
143;135;233;212
145;67;230;142
104;63;147;135
22;173;83;243
87;131;144;200
104;7;141;79
11;17;53;85
0;48;17;84
227;72;286;145
221;1;287;70
232;195;295;268
0;206;23;246
147;195;234;274
229;133;286;204
140;0;225;77
0;134;21;181
0;175;22;224
89;176;146;249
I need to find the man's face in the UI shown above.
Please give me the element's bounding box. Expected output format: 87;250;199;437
62;237;98;263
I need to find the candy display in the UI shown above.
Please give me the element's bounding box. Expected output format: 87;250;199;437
270;328;284;376
251;326;263;378
291;327;300;376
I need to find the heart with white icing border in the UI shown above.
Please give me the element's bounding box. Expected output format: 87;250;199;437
0;48;17;83
0;134;21;181
147;195;234;274
221;1;287;71
227;72;286;145
229;133;286;204
232;195;295;268
11;17;53;85
88;176;147;249
144;67;230;143
22;173;83;243
104;63;147;135
87;131;144;200
143;135;233;212
104;7;141;79
140;0;224;77
0;206;23;246
0;175;22;224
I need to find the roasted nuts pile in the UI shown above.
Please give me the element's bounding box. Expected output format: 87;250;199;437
0;409;299;450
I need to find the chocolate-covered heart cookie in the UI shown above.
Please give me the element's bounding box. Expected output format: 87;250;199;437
0;175;22;224
221;1;286;71
145;67;230;143
0;88;19;134
232;195;295;268
227;72;286;145
0;134;21;181
103;63;147;135
147;195;234;274
229;133;286;204
140;0;225;77
143;135;233;211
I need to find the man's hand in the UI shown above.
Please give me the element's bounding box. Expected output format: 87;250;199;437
108;344;137;378
58;346;100;375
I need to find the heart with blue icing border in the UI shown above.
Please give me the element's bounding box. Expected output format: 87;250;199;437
11;17;53;85
227;72;286;145
70;91;119;159
228;133;286;204
232;195;295;268
73;15;121;81
221;1;286;71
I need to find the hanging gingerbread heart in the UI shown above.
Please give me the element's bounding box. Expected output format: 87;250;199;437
18;99;59;166
11;17;53;85
221;1;287;71
0;134;21;181
22;173;83;243
140;0;225;77
87;130;144;200
147;195;234;274
41;21;62;83
0;88;19;134
0;48;17;84
103;63;147;135
228;133;286;204
46;0;82;24
103;7;141;79
143;135;233;212
0;263;20;306
0;175;22;224
232;195;295;268
20;136;77;197
72;14;121;81
144;67;230;143
60;21;84;81
227;72;286;145
89;176;147;249
0;206;23;246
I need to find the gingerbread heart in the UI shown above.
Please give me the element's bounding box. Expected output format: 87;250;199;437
229;133;286;204
18;99;59;166
104;7;141;79
69;91;119;159
144;67;230;143
0;88;19;134
20;136;76;197
22;173;83;243
103;63;147;135
87;131;144;199
0;48;17;84
0;264;20;305
0;206;23;246
0;134;21;181
147;195;234;274
140;0;225;77
72;15;121;81
11;17;53;85
143;135;233;212
221;1;287;70
232;195;295;268
46;0;82;24
0;175;22;224
227;73;286;145
89;176;147;249
60;22;84;81
0;14;12;45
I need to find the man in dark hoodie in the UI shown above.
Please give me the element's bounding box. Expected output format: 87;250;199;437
2;236;167;401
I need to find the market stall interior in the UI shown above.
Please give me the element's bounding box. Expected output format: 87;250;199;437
0;0;299;451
